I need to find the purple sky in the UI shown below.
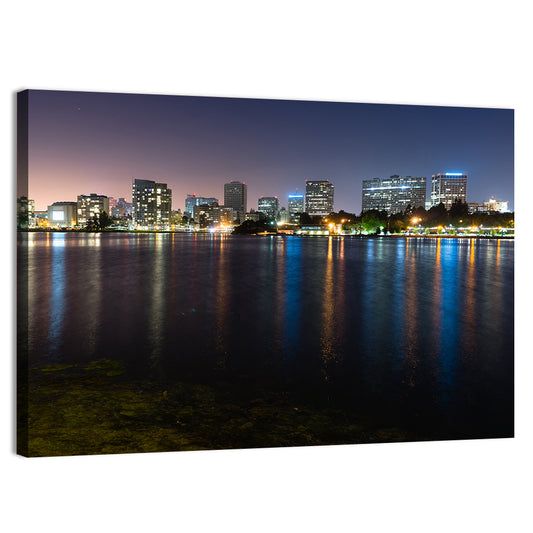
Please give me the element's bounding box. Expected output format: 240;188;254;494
24;90;514;213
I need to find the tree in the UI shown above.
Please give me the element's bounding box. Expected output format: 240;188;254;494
17;212;29;229
426;203;447;226
232;219;276;235
361;210;385;234
448;199;469;225
299;212;313;226
98;211;112;229
86;214;98;231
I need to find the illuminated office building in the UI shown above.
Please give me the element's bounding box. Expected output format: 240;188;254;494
132;178;172;228
287;193;305;222
257;196;280;220
430;172;468;209
362;175;426;213
305;180;334;216
224;180;247;220
77;193;110;226
184;193;219;218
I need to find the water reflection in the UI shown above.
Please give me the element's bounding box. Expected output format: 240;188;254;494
148;233;167;367
461;239;477;358
274;237;286;359
24;233;514;439
320;237;336;380
47;233;66;356
402;237;419;388
77;233;102;359
215;234;230;367
283;237;303;361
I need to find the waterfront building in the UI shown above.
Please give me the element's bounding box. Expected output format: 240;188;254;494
184;193;219;218
170;209;183;227
77;193;110;226
287;193;305;222
484;197;510;213
244;210;263;222
297;225;330;236
257;196;280;220
47;202;78;228
192;204;233;229
305;180;334;216
132;178;172;228
430;172;468;209
224;181;247;221
34;211;48;228
362;175;426;214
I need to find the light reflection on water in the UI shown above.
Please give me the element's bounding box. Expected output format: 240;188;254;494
24;232;514;437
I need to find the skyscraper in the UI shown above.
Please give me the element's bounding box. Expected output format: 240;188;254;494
305;180;334;216
287;193;305;222
361;175;426;214
224;180;247;220
257;196;280;220
132;178;172;228
430;172;468;209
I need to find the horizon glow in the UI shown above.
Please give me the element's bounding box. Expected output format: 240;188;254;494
22;91;514;213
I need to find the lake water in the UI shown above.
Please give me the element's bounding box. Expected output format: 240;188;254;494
21;232;514;441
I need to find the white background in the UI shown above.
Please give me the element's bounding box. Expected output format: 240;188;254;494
2;1;531;531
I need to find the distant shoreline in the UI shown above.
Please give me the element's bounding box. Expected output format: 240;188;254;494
18;228;514;239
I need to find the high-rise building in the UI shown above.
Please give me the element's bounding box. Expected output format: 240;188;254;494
430;172;468;209
224;180;247;220
47;202;78;228
132;178;172;228
184;193;219;218
257;196;280;220
287;193;305;222
305;180;334;216
361;175;426;214
77;193;110;226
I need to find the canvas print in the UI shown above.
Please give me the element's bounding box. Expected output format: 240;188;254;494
17;90;514;457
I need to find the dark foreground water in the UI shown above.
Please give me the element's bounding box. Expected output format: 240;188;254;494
21;232;514;443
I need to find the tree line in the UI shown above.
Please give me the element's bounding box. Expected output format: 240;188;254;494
302;200;514;234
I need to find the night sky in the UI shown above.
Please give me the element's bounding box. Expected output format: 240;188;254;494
25;89;514;213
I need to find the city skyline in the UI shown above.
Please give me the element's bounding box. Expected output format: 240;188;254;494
23;90;514;212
